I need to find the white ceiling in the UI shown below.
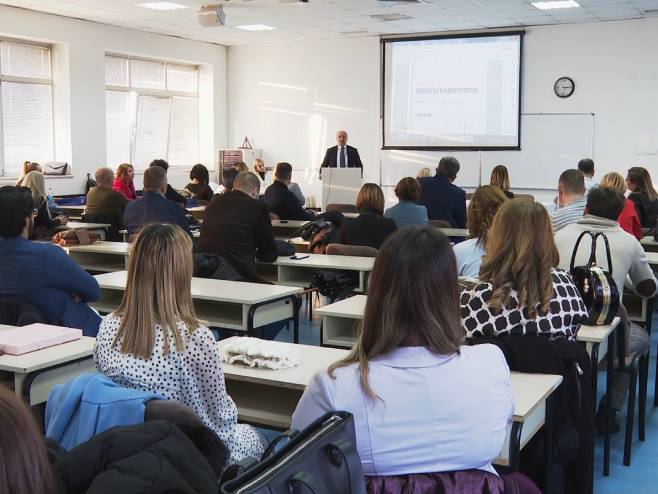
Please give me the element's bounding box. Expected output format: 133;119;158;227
1;0;657;46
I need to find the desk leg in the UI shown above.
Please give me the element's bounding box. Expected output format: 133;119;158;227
509;421;523;472
13;373;25;398
247;295;299;343
604;328;616;476
543;394;557;494
588;342;599;494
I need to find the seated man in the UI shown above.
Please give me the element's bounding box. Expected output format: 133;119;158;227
418;156;466;228
149;159;186;205
85;167;129;234
124;166;191;238
554;186;657;429
263;162;314;221
550;169;587;232
221;167;239;193
198;171;278;283
578;158;597;194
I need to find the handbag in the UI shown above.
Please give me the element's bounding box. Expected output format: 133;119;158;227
44;162;69;176
52;229;100;246
221;411;366;494
569;231;619;325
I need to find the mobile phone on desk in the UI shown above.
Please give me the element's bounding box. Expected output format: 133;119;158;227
289;254;310;260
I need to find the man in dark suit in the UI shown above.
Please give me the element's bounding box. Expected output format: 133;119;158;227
124;166;192;238
320;130;363;173
198;171;278;283
150;159;186;205
263;163;314;221
418;156;467;228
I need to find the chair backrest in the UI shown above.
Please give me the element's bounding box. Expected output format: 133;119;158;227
516;193;535;202
269;212;280;221
82;211;121;241
0;297;46;326
326;203;358;214
429;219;452;228
326;243;377;257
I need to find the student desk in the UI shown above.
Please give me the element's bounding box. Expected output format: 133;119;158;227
0;325;95;405
91;271;303;341
187;206;206;221
257;254;374;293
119;229;201;241
273;237;310;253
217;337;561;471
640;236;658;252
54;221;112;232
342;212;359;219
438;227;469;238
57;204;84;220
271;220;309;237
62;241;130;272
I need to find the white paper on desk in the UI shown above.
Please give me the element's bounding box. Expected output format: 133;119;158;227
0;324;82;355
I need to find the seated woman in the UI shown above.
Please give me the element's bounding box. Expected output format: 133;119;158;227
453;185;507;278
22;171;67;236
490;165;514;199
112;163;137;200
94;223;265;463
626;166;658;228
292;226;513;476
0;186;101;336
340;183;397;249
185;164;214;204
601;171;642;239
15;160;41;187
384;177;428;228
460;199;588;341
417;167;431;179
253;158;268;195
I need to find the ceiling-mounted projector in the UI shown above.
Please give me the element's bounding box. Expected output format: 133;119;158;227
197;4;225;27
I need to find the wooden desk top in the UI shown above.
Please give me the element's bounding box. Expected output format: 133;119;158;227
187;206;206;212
510;372;562;420
645;252;658;266
577;317;620;343
94;271;302;304
640;237;657;247
62;241;130;255
271;220;309;228
272;254;375;271
438;228;470;237
55;221;111;231
58;205;85;210
0;326;95;374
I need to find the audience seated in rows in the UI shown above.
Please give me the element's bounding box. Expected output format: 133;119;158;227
263;162;314;221
124;166;191;238
461;199;588;340
185;163;214;204
150;159;186;205
112;163;137;200
94;223;265;463
418;156;467;228
600;171;642;239
15;161;41;187
86;167;129;231
293;226;514;476
550;169;587;232
22;171;67;236
626;166;658;228
453;185;507;278
0;186;101;336
579;158;597;194
198;172;278;283
489;165;514;199
384;177;428;228
341;183;397;249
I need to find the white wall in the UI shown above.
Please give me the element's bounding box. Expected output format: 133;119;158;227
228;17;658;203
0;5;227;195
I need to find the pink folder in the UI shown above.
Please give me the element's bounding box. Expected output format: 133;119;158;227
0;324;82;355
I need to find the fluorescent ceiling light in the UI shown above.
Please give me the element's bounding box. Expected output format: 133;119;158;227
531;0;580;10
135;2;188;10
235;24;277;31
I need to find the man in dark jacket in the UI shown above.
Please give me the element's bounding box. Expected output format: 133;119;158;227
418;156;467;228
198;171;278;282
150;159;187;205
263;162;314;221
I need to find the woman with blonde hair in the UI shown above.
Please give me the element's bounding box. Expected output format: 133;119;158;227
626;166;658;228
453;185;507;278
22;171;67;232
293;227;514;476
15;161;41;187
600;171;642;239
417;167;431;179
112;163;137;200
490;165;514;199
461;199;588;340
94;223;265;463
340;183;396;249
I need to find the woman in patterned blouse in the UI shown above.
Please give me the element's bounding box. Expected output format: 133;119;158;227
460;199;588;341
94;223;265;463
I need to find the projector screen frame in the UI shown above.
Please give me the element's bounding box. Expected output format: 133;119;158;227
381;30;525;152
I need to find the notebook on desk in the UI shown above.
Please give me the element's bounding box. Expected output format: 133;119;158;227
0;324;82;355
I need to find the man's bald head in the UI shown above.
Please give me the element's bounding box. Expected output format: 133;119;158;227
233;171;261;198
95;167;114;188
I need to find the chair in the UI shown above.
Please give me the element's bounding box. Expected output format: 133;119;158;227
82;211;121;241
326;243;377;257
0;297;45;326
326;203;358;214
429;219;452;228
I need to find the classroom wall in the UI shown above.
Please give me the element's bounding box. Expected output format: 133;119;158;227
0;5;228;195
228;17;658;203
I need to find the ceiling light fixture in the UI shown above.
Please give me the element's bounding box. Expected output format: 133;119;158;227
235;24;277;31
135;2;188;11
531;0;580;10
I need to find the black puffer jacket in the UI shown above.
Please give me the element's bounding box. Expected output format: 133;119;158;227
51;421;221;494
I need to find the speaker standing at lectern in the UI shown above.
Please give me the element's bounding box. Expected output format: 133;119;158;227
320;130;363;176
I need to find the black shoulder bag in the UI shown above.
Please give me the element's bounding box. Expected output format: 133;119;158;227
569;231;620;325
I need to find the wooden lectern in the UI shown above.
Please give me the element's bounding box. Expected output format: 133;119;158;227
321;168;362;211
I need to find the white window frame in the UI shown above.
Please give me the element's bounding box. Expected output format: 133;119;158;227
105;53;199;170
0;38;55;178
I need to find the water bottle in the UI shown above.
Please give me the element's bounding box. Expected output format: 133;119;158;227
47;187;55;208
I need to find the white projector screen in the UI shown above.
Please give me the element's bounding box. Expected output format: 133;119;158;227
382;32;523;150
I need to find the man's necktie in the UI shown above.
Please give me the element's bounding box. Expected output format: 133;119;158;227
340;147;346;168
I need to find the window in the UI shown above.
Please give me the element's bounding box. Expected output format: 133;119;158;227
0;40;54;177
105;55;199;169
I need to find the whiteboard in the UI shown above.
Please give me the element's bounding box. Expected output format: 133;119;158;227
481;113;594;190
380;149;481;188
